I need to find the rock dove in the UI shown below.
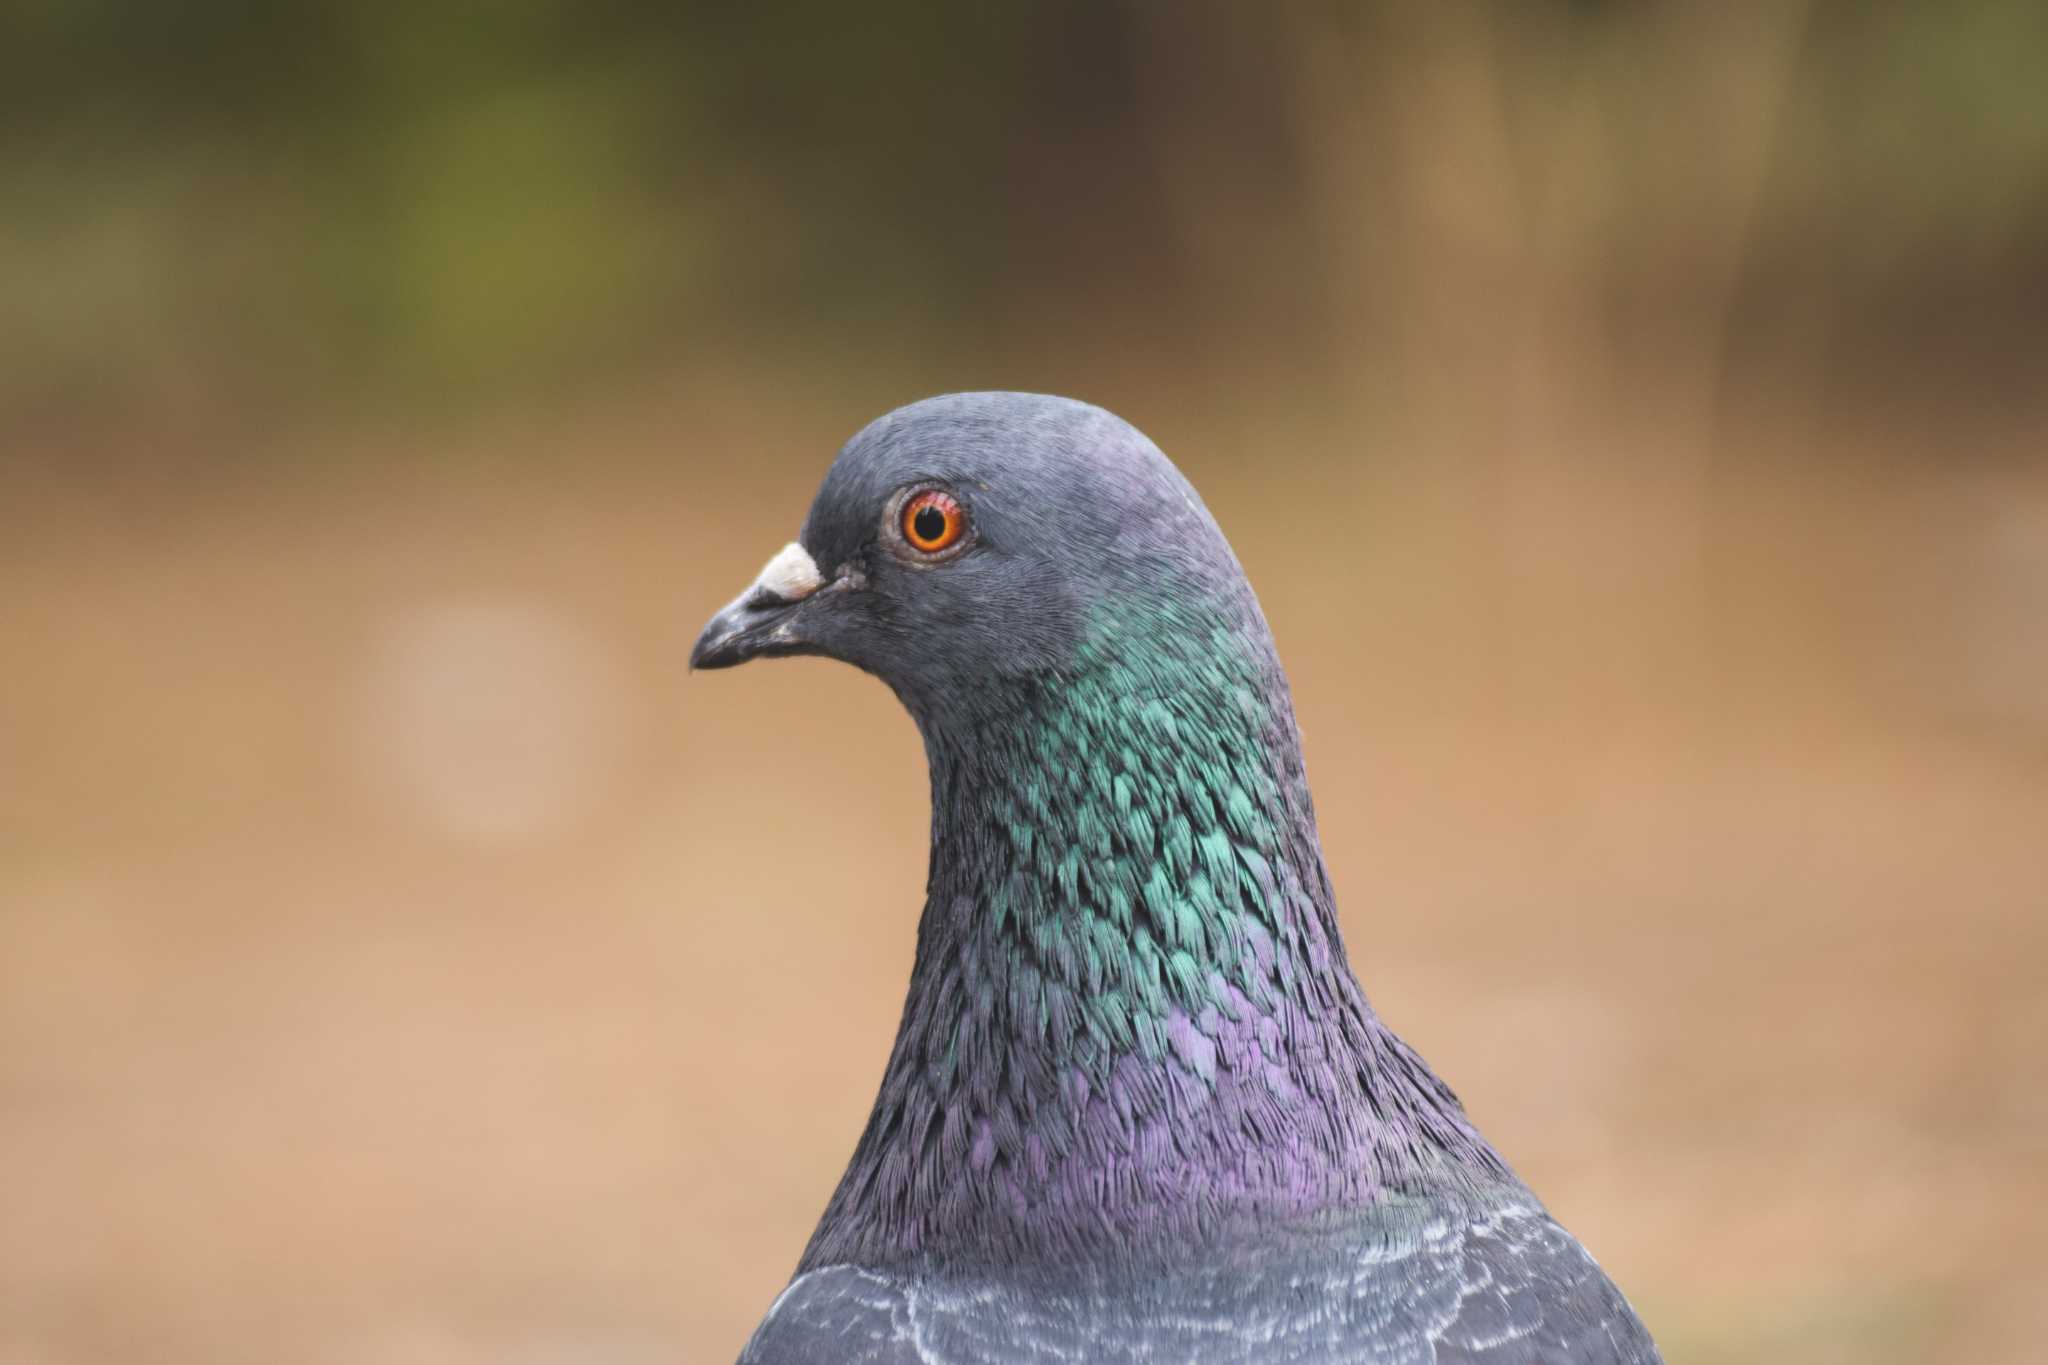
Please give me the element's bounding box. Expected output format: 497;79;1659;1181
692;393;1662;1364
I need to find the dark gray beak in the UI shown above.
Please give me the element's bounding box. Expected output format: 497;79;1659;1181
690;542;828;671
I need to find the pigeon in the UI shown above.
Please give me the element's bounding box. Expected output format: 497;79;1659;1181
692;393;1662;1364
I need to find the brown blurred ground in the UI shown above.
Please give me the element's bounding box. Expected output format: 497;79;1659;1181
4;5;2047;1364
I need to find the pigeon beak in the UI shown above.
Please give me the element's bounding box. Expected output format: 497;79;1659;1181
690;541;829;671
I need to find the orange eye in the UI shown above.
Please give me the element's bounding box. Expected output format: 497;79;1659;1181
901;489;966;554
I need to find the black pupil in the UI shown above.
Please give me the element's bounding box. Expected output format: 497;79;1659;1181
913;504;949;544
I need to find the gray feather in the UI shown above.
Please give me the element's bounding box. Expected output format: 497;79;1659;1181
704;394;1664;1364
742;1193;1658;1364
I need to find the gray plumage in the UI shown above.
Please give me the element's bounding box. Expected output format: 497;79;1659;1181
745;1192;1653;1363
695;393;1661;1364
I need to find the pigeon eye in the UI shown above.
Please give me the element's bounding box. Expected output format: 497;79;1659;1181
901;490;966;554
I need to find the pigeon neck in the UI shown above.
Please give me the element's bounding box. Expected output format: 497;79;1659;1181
802;596;1507;1272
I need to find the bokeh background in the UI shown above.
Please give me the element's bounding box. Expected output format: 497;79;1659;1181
4;3;2046;1362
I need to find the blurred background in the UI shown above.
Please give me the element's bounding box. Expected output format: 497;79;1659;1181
3;3;2045;1362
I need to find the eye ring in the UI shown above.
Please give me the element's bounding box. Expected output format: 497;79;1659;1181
899;488;968;556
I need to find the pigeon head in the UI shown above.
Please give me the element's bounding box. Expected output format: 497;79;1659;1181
691;391;1265;732
708;415;1656;1355
694;392;1512;1269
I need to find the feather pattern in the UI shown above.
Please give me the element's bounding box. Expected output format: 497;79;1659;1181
701;393;1662;1363
745;1195;1656;1363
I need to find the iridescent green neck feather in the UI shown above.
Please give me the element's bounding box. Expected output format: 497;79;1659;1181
802;589;1508;1272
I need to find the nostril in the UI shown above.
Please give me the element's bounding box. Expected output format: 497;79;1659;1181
753;541;824;603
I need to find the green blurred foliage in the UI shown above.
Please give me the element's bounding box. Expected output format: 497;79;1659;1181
2;0;2043;424
2;1;1060;412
